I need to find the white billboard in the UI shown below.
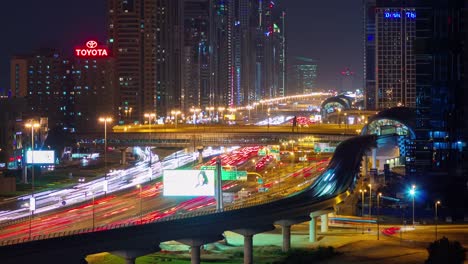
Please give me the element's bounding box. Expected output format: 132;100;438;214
26;150;55;164
163;170;215;196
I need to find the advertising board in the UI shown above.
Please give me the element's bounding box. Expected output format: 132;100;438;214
26;150;55;164
163;170;215;196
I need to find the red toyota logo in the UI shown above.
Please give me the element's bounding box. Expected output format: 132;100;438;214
86;40;98;49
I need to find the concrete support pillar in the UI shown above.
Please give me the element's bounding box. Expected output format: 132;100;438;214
371;148;377;169
124;257;136;264
309;216;317;242
244;234;253;264
274;217;310;252
232;225;275;264
321;214;329;232
190;245;201;264
177;234;224;264
282;225;291;252
111;248;157;264
121;149;127;165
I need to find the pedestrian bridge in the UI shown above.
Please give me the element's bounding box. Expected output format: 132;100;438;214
0;135;377;264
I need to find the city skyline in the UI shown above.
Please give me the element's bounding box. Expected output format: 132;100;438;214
0;0;363;92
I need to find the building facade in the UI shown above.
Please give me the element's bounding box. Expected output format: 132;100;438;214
107;0;158;123
290;57;318;95
365;0;417;110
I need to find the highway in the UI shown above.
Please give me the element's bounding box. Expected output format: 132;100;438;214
0;145;329;243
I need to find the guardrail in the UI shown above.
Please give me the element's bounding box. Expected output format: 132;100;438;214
0;180;303;247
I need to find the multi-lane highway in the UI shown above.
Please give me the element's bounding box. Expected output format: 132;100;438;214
0;145;329;244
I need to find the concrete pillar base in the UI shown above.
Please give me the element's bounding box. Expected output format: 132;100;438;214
309;216;317;242
275;216;310;252
232;225;275;264
177;234;224;264
282;225;291;252
321;214;329;232
111;248;158;264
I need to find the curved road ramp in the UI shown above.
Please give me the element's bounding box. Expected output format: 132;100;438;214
0;135;377;264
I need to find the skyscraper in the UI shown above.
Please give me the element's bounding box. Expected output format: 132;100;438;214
10;49;74;129
290;57;318;95
183;0;211;111
107;0;158;123
364;0;417;110
72;58;116;132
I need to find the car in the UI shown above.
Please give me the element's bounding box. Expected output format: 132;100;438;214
78;177;86;183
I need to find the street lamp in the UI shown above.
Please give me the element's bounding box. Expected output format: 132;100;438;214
359;189;367;234
246;105;253;122
171;110;181;128
368;184;372;217
267;108;271;130
25;121;40;194
377;192;382;240
206;106;215;122
99;117;112;174
344;113;348;132
190;108;200;125
337;108;342;128
435;200;441;240
144;113;156;130
137;184;143;223
87;191;96;230
409;185;416;226
218;107;225;123
144;113;156;166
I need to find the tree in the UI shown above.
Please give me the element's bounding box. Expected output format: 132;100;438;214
425;236;466;264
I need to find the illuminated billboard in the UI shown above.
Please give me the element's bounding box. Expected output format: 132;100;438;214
26;151;55;164
163;170;215;196
75;40;109;58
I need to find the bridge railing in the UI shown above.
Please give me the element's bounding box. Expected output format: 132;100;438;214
0;180;305;247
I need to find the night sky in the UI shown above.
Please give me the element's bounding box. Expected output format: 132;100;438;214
0;0;362;92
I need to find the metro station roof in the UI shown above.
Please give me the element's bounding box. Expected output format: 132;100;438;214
361;107;416;139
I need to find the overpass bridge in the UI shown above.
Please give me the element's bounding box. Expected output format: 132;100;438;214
76;124;361;149
0;135;377;264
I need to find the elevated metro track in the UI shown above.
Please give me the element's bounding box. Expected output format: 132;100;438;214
0;135;377;264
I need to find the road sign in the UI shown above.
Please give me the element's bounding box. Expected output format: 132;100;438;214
201;166;216;170
222;170;247;181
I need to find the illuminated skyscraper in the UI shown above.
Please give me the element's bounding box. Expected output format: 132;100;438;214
364;0;417;110
10;50;74;129
107;0;158;123
291;57;318;94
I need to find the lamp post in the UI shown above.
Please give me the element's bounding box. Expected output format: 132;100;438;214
137;184;143;223
144;113;156;166
246;105;253;122
99;117;112;177
87;191;95;230
337;108;342;128
24;120;39;240
25;121;40;195
368;184;372;217
360;189;367;234
377;192;382;240
344;113;348;132
435;200;440;240
190;108;201;126
218;107;225;123
410;185;416;226
206;106;215;122
171;110;181;129
267;108;271;130
144;113;156;131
